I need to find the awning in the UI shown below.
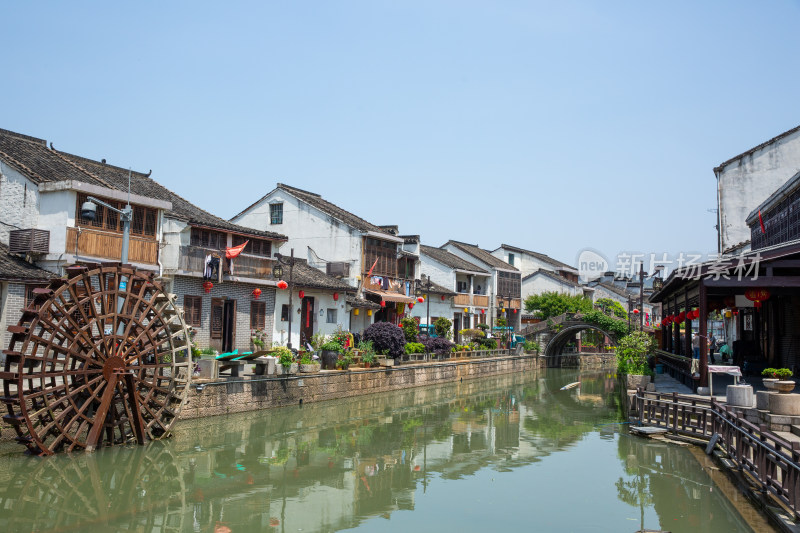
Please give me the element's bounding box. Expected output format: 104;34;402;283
365;289;417;304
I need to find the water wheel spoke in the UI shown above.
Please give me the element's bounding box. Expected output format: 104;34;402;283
85;373;118;452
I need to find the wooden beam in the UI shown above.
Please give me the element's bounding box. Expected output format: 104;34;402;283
704;277;800;288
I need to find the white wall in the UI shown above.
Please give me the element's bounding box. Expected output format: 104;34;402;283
717;128;800;252
272;289;350;348
409;296;453;327
522;274;581;299
160;216;191;272
38;189;74;259
233;190;363;287
490;248;559;278
0;161;40;246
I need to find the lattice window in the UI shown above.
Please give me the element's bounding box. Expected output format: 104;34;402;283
251;301;266;329
76;193;158;238
183;295;202;326
190;228;226;250
232;234;272;257
270;203;283;225
363;237;397;277
497;271;521;297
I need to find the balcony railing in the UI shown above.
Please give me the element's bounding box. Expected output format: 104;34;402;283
473;295;489;307
178;246;273;279
453;294;490;307
66;227;157;264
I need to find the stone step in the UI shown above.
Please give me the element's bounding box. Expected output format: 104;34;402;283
773;430;800;445
791;425;800;438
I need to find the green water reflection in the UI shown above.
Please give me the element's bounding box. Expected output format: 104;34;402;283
0;369;762;532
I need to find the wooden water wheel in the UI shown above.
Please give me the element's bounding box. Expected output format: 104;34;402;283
1;263;192;455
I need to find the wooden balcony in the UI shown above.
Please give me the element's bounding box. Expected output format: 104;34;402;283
508;298;521;309
473;295;489;307
453;293;471;306
178;246;273;279
66;227;157;264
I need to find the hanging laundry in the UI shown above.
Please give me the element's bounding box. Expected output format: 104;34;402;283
405;281;411;296
382;277;389;290
204;255;220;280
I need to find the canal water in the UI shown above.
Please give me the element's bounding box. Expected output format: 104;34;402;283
0;368;772;533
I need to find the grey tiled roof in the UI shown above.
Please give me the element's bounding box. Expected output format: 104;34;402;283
522;268;580;287
0;128;286;241
420;245;488;273
291;259;355;292
345;295;382;310
715;123;800;172
494;243;574;270
443;240;519;271
0;243;57;282
417;279;456;296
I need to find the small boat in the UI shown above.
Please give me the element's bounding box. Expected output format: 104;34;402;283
560;381;581;391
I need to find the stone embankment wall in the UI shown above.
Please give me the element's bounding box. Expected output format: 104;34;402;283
181;355;539;419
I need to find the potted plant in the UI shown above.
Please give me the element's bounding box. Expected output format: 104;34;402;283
320;340;342;370
336;352;354;370
274;346;297;375
762;368;794;393
357;340;377;368
616;331;655;390
298;351;320;373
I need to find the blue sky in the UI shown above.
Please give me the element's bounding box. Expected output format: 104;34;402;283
4;1;800;268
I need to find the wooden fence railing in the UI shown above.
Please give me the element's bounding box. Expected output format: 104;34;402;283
635;389;800;518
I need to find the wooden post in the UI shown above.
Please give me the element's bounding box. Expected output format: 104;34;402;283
700;281;708;387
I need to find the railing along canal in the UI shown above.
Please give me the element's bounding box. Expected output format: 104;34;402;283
635;389;800;518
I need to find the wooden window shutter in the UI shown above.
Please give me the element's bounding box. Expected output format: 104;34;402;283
210;299;224;339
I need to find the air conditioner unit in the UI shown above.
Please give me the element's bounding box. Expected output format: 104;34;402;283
326;262;350;278
9;229;50;254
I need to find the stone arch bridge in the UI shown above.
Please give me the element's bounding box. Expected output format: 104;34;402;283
519;313;621;357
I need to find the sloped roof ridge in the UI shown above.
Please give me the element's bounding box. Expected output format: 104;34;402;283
496;243;574;269
715;123;800;172
0;148;45;183
278;183;321;197
443;240;519;271
277;183;385;234
420;244;488;273
523;268;580;287
0;128;46;145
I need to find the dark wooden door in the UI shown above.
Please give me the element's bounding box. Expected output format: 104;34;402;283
223;299;236;353
453;314;461;344
301;297;314;348
210;298;224;352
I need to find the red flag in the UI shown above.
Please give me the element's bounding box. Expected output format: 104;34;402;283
365;258;378;279
759;210;766;235
225;240;248;259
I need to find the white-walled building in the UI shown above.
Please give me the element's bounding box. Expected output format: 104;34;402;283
440;241;522;331
417;245;489;336
231;184;419;325
522;269;584;298
715;124;800;255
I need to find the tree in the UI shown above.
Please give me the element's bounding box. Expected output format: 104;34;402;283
524;291;592;320
434;317;452;340
595;297;627;319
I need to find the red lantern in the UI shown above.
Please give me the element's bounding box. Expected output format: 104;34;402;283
755;300;762;309
632;308;640;315
277;280;288;290
732;308;739;316
745;288;769;310
441;295;445;301
513;309;517;314
333;292;339;301
202;281;213;293
299;290;305;299
417;296;424;303
252;288;262;299
480;309;485;314
409;303;414;310
678;311;686;323
380;301;386;308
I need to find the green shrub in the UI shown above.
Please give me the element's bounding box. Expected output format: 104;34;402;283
523;340;540;353
400;317;419;343
320;340;343;352
616;331;655;376
762;368;793;379
273;346;293;368
405;342;426;354
434;317;452;340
